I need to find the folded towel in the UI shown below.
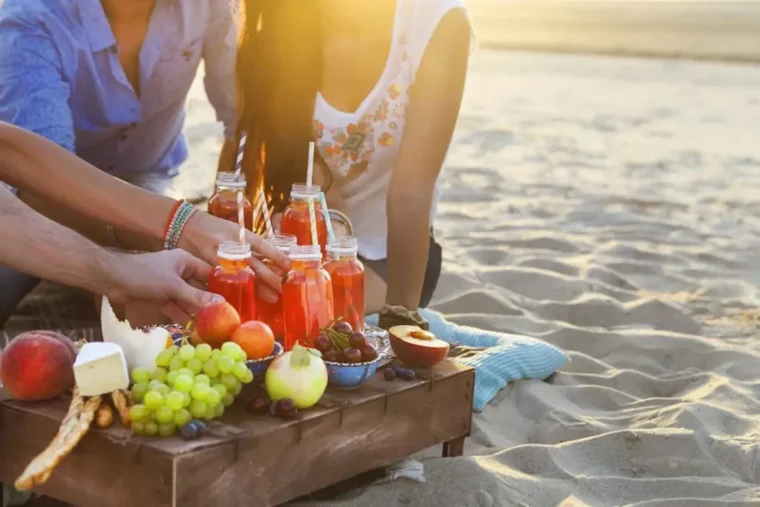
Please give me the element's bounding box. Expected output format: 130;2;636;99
367;309;569;411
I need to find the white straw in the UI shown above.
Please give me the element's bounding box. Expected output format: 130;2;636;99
306;141;315;188
319;192;335;243
258;190;274;239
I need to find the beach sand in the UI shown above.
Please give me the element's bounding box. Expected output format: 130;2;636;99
183;49;760;505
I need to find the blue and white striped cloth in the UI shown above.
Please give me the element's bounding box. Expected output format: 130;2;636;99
367;309;569;411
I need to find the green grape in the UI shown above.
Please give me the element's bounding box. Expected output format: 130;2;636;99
182;392;192;407
217;355;234;374
131;382;149;402
155;349;173;367
191;384;211;401
156;406;174;424
166;391;185;411
231;379;243;396
151;367;168;382
168;356;185;372
166;370;180;386
203;405;215;420
203;360;219;378
220;373;237;391
148;380;165;390
232;362;249;381
154;384;171;396
129;404;151;422
214;403;225;418
239;368;254;385
178;344;196;362
131;367;151;384
195;343;213;362
189;400;208;418
166;345;179;356
174;374;194;393
144;391;165;409
211;349;222;361
195;374;211;386
173;408;192;427
178;368;194;378
158;422;176;437
221;341;244;360
131;421;146;435
186;358;203;375
212;384;228;399
144;421;158;436
222;393;234;407
206;388;221;408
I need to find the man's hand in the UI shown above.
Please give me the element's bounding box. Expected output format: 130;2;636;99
179;210;290;303
107;250;223;324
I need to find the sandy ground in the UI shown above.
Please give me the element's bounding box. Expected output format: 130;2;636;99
183;49;760;506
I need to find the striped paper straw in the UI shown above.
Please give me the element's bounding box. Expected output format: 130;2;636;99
235;131;248;244
258;190;274;239
307;198;319;247
319;192;335;243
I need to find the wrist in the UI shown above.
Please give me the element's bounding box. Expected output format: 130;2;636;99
91;248;128;300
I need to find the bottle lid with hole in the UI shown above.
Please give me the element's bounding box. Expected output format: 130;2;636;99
290;183;321;201
217;241;252;261
216;172;247;190
288;243;322;261
271;234;297;253
326;235;358;256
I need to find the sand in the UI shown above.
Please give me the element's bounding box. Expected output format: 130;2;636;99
182;49;760;506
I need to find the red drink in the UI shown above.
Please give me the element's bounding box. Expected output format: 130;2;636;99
323;236;365;332
282;244;334;351
255;234;297;343
208;173;253;230
280;183;328;256
208;242;256;323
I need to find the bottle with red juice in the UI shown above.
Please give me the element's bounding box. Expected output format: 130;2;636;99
282;244;334;351
208;241;256;323
255;233;297;343
207;173;253;230
279;183;328;256
323;235;365;332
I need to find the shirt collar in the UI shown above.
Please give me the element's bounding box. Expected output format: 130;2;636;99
78;0;117;53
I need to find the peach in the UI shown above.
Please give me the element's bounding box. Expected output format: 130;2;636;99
0;331;76;400
388;325;449;369
194;300;241;347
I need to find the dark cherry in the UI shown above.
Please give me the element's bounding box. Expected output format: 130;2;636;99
247;396;271;415
360;344;378;362
333;321;353;334
315;334;332;353
275;398;298;420
383;368;396;381
323;350;339;363
349;332;367;349
396;367;416;381
343;347;363;364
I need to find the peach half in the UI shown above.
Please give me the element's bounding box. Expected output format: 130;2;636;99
388;325;449;368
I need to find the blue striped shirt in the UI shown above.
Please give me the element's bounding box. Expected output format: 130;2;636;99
0;0;237;180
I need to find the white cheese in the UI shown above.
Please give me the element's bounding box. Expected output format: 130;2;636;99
74;342;129;396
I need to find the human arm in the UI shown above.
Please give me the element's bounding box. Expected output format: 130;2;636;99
384;9;470;309
0;186;222;321
0;122;289;294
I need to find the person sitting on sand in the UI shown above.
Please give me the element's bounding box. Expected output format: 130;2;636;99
0;122;288;328
236;0;473;329
0;0;239;321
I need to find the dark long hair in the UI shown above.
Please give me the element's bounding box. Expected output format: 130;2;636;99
236;1;323;232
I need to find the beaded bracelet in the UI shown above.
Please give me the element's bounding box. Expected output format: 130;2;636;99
163;200;198;250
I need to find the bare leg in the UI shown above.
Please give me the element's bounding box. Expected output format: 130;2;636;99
364;265;387;315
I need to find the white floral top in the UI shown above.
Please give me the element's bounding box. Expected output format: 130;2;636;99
313;0;473;260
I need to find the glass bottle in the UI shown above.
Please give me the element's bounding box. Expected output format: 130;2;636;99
255;234;297;343
207;173;253;230
323;235;365;332
208;241;256;323
282;244;334;351
280;183;328;256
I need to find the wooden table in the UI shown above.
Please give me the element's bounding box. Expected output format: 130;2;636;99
0;360;474;507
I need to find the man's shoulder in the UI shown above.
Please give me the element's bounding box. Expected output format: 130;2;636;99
0;0;77;28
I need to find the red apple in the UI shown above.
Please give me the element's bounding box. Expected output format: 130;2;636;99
194;300;241;347
388;325;449;368
0;331;76;400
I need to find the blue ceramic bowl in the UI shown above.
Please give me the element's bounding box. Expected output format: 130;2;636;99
246;342;284;383
325;357;380;389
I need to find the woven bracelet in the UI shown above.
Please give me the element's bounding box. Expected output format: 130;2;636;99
163;200;197;250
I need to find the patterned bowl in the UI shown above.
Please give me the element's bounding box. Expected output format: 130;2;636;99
324;356;380;389
246;342;284;384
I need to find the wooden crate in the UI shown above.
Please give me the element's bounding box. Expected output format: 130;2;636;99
0;361;474;507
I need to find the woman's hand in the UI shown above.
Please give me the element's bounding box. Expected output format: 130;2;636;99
179;210;290;302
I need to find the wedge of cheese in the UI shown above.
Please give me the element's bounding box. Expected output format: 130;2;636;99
73;342;129;397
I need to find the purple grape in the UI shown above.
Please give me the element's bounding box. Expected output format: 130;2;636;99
395;367;416;381
384;368;396;381
276;398;298;420
247;396;271;414
349;332;367;349
333;321;353;334
343;348;362;364
360;344;378;362
315;334;332;353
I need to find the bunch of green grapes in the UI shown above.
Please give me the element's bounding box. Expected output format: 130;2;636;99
128;342;253;437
